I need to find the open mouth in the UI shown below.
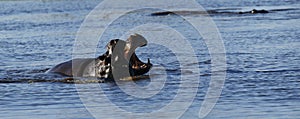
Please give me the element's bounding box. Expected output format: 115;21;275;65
125;34;153;76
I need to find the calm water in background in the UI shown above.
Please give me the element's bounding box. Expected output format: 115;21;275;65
0;0;299;118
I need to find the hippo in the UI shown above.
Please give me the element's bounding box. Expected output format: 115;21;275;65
239;9;269;14
151;9;269;16
46;34;152;79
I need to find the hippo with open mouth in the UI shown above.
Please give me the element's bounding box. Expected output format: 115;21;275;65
47;34;152;79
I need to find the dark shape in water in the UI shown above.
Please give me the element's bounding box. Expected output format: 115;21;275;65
239;9;269;14
47;34;152;80
151;9;269;16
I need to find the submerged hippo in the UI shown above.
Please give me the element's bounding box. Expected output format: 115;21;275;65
47;34;152;79
151;9;269;16
239;9;269;14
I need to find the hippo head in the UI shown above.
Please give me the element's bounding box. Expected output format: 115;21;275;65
125;34;153;76
109;34;152;78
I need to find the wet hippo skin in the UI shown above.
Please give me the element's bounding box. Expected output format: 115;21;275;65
47;34;152;79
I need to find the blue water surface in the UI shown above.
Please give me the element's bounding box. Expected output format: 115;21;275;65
0;0;299;118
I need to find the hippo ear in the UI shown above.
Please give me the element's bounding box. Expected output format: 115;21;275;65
147;58;150;64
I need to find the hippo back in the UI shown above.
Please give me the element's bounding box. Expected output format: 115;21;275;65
47;58;95;77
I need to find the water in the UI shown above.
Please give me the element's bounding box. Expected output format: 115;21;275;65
0;0;299;118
